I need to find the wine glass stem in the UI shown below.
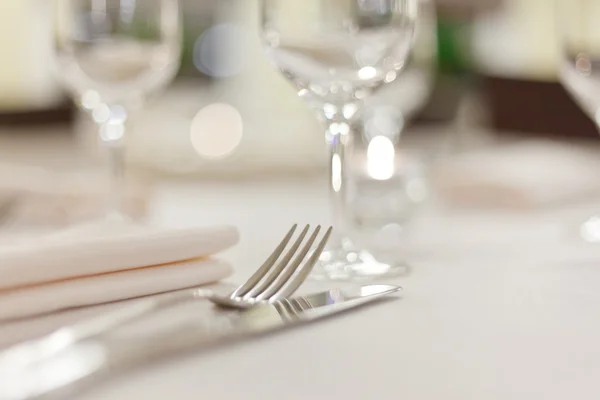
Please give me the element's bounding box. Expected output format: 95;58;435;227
107;142;125;218
100;115;127;220
326;120;350;236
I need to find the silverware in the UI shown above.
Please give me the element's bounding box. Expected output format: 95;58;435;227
0;284;401;400
0;224;331;373
208;224;332;308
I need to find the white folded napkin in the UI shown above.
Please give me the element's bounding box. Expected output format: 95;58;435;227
432;140;600;209
0;221;239;320
0;258;232;321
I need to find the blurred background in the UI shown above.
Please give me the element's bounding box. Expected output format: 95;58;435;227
2;0;593;172
2;0;600;275
0;0;595;152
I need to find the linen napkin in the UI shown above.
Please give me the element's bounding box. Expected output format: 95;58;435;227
0;221;239;320
432;140;600;209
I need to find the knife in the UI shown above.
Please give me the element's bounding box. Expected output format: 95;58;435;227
0;284;400;400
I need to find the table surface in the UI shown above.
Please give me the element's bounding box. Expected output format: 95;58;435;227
67;177;600;400
3;128;600;399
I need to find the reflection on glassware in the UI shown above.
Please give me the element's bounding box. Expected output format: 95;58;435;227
346;0;435;256
367;135;396;180
260;0;419;280
580;216;600;242
53;0;181;220
348;105;427;238
364;0;436;120
557;0;600;242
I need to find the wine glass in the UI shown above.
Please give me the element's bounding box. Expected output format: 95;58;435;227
557;0;600;242
365;0;436;124
53;0;181;223
260;0;419;280
348;0;436;258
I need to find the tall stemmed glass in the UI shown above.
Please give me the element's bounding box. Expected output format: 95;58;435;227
557;0;600;242
53;0;181;222
260;0;418;280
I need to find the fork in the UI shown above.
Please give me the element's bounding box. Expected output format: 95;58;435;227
0;224;332;368
207;224;332;309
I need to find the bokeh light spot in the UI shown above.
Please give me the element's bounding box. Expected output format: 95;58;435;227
193;23;245;78
190;103;243;159
358;66;377;80
367;135;395;181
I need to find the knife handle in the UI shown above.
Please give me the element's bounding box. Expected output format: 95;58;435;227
0;314;241;400
0;288;212;375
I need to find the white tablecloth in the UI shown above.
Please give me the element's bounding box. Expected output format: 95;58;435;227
29;177;600;400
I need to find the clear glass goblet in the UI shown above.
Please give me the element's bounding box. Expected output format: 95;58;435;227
260;0;419;280
557;0;600;242
53;0;181;222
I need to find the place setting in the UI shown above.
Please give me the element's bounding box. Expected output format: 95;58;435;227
0;0;418;398
5;0;600;399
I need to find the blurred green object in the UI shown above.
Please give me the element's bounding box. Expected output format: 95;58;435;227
413;12;473;123
179;26;204;77
436;17;471;74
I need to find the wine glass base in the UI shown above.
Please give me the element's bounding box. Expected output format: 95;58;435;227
580;216;600;243
311;244;409;281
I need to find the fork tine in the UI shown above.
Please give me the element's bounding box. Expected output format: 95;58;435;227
242;224;311;299
281;299;300;319
274;300;293;321
255;225;322;301
271;226;333;300
298;296;312;310
289;298;305;314
231;224;298;298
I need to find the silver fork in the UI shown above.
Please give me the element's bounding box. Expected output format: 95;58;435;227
208;224;332;309
0;224;332;368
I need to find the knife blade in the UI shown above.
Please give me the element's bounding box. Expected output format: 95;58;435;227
0;284;400;400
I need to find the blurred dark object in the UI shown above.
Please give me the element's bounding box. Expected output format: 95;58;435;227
435;0;503;18
414;74;464;123
481;75;598;139
0;103;75;127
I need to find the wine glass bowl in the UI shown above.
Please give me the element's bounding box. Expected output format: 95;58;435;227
260;0;419;280
54;0;181;106
262;0;417;107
